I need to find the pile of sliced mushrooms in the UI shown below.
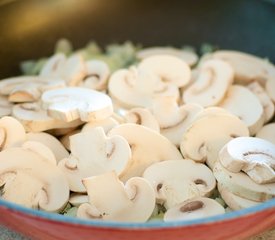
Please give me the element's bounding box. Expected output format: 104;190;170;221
0;41;275;223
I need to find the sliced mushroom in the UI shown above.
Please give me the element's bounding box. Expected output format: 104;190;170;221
256;123;275;145
183;59;234;107
151;96;203;146
247;81;274;123
125;107;160;132
12;102;83;132
219;137;275;184
39;53;67;77
0;76;66;103
218;183;260;210
143;160;216;209
138;55;191;87
69;193;89;207
180;113;249;169
266;78;275;103
0;116;26;150
77;171;155;222
58;127;131;192
82;117;119;134
42;87;113;122
163;197;225;222
136;47;198;66
81;60;110;91
0;146;69;212
218;85;264;135
210;50;275;85
27;132;69;162
108;123;183;181
59;129;81;151
0;95;13;117
213;161;275;202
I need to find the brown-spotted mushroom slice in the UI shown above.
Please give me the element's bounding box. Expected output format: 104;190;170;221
40;53;67;77
138;55;191;87
108;123;183;181
256;123;275;145
180;114;249;169
77;171;155;222
219;137;275;184
58;127;131;192
247;81;274;123
151;96;203;146
183;59;234;107
81;60;110;91
213;161;275;202
0;116;26;150
219;85;264;135
27;132;69;163
143;160;216;209
82;117;119;134
163;197;225;222
125;108;160;132
42;87;113;122
0;146;69;212
12;102;83;132
0;95;13;117
136;47;198;67
217;183;260;211
211;50;275;85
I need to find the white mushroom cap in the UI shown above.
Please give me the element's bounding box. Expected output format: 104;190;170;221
218;85;264;135
125;107;160;132
151;96;203;146
58;127;131;192
213;161;275;202
27;132;69;163
138;55;191;87
143;160;216;209
77;171;155;222
180;113;249;169
163;197;225;222
247;81;274;123
0;146;70;212
219;137;275;184
256;123;275;145
217;184;260;211
183;59;234;107
136;47;198;66
42;87;113;122
12;102;83;132
0;116;26;149
108;123;183;181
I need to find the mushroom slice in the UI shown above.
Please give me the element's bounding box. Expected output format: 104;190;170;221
256;123;275;145
163;197;225;222
151;96;203;146
218;183;260;210
39;53;67;77
247;81;274;123
0;76;66;103
143;160;216;209
77;171;155;222
0;95;13;117
0;116;26;150
82;117;119;134
180;114;249;169
27;132;69;163
219;137;275;184
42;87;113;122
81;60;110;91
108;123;183;181
211;50;275;85
214;161;275;202
0;147;69;212
266;78;275;103
59;129;81;151
218;85;264;135
138;55;191;87
136;47;198;66
69;193;89;207
58;127;131;192
12;102;83;132
125;108;160;132
183;59;234;107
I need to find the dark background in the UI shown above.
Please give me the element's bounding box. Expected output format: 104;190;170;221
0;0;275;78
